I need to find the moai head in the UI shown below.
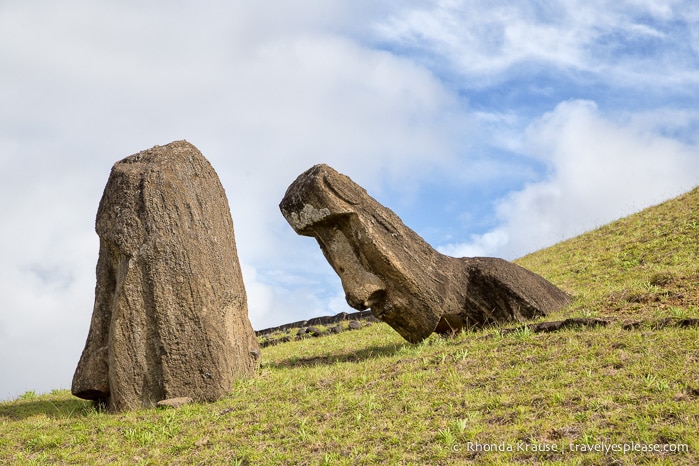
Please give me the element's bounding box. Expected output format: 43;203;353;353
280;164;572;343
279;164;454;343
72;141;260;411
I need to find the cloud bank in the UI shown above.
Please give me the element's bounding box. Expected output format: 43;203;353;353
439;100;699;259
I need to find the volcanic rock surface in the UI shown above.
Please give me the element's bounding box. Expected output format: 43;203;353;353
72;141;260;412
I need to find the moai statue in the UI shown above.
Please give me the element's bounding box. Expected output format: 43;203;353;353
72;141;260;411
279;164;570;343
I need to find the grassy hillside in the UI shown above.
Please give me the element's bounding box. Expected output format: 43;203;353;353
1;188;698;465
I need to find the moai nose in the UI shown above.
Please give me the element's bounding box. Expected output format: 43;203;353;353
344;277;386;311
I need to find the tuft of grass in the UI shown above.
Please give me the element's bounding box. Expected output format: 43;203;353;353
1;187;698;465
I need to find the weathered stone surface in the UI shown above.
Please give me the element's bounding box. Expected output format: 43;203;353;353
279;164;571;343
157;397;194;409
72;140;260;412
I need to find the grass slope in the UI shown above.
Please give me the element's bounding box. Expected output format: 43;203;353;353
1;188;698;465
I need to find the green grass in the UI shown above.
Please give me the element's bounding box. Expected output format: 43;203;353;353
2;187;698;465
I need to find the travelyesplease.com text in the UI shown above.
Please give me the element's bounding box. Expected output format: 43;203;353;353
463;441;688;455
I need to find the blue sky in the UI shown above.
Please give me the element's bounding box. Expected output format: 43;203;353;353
2;0;699;400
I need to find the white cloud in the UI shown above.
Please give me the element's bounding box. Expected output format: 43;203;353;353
377;0;699;87
439;230;509;258
440;100;699;259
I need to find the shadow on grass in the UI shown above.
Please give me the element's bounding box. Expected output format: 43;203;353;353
0;397;94;421
267;341;406;369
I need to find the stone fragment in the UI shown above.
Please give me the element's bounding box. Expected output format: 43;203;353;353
157;397;194;409
72;140;260;412
307;326;324;337
195;437;210;447
279;164;571;343
499;318;608;335
348;321;362;330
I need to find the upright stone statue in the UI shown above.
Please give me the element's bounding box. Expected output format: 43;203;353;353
72;141;260;412
280;164;571;343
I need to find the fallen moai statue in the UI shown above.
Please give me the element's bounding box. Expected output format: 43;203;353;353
72;141;260;412
279;164;571;343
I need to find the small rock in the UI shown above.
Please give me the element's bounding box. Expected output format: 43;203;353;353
307;326;324;336
622;321;642;330
348;321;361;330
195;437;210;447
157;397;193;409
